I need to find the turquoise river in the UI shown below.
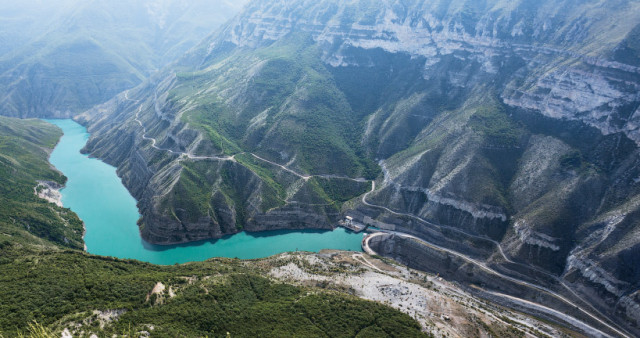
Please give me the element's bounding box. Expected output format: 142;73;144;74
46;119;363;265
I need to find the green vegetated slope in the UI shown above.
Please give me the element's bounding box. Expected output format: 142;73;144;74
0;248;424;337
74;1;640;332
0;0;247;118
0;117;425;337
77;0;640;248
178;33;379;179
111;33;377;242
142;31;523;240
0;116;83;249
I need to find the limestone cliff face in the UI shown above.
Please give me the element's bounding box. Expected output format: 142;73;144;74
206;0;640;330
78;0;640;331
210;0;640;140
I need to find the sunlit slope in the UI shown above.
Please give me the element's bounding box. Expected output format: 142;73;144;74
0;116;84;249
0;115;425;338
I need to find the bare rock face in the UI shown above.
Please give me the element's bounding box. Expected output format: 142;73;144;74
34;181;64;208
77;0;640;333
503;65;640;144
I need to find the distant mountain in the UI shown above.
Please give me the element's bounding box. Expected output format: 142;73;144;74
0;0;247;118
78;0;640;335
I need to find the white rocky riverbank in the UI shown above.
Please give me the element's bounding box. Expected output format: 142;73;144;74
34;181;63;207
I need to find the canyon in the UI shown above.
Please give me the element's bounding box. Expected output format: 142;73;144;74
73;0;640;335
0;0;638;336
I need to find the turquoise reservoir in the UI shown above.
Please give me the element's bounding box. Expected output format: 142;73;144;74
45;119;362;265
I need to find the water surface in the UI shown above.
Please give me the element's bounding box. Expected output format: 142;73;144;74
46;119;362;265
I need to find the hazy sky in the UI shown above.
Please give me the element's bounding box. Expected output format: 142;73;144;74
0;0;248;59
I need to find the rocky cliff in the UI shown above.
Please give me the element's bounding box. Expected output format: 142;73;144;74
78;0;640;334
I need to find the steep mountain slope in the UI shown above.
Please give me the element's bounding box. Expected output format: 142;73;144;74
77;0;640;334
0;0;247;118
0;1;76;57
0;116;84;249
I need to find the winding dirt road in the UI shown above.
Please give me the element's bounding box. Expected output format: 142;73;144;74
127;91;235;162
359;180;629;337
362;230;628;337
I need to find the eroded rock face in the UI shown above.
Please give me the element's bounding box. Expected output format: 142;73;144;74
35;181;64;208
77;0;640;332
209;0;640;140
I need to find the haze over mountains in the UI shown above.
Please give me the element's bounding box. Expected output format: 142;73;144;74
1;0;640;336
0;0;247;118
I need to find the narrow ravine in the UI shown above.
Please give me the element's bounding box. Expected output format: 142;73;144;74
46;119;363;265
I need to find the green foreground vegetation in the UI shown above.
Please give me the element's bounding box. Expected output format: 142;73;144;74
0;116;426;337
0;247;424;337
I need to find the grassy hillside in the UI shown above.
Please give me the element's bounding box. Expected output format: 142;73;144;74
178;33;380;179
128;33;381;235
0;247;424;337
0;116;83;249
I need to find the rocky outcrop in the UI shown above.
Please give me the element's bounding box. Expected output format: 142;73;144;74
368;234;625;337
206;0;640;144
503;65;640;144
34;181;63;208
76;80;348;244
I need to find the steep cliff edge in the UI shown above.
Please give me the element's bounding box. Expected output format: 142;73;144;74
78;0;640;333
